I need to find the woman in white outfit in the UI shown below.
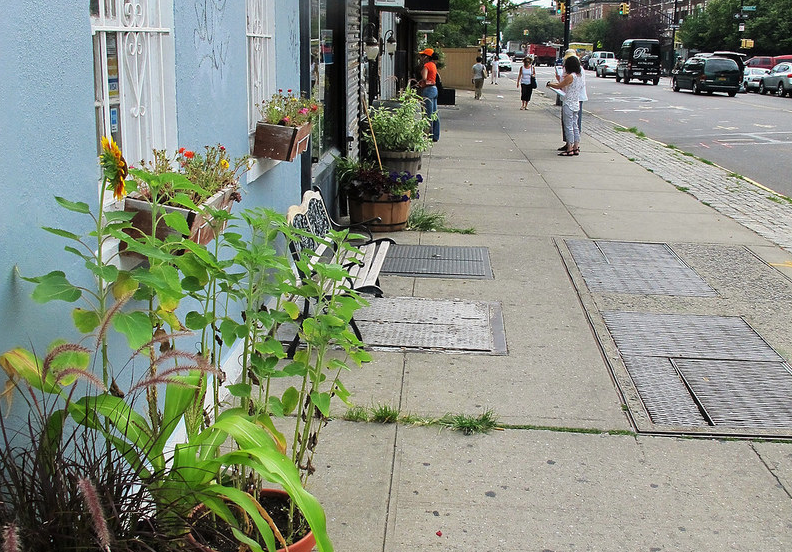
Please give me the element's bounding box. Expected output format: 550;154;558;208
547;54;584;156
517;57;535;110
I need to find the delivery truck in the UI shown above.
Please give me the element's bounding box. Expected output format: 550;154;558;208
528;44;557;66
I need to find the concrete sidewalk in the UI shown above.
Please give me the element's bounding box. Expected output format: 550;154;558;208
311;81;792;551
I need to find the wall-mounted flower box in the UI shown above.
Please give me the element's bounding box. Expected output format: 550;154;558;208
123;185;239;248
252;122;312;162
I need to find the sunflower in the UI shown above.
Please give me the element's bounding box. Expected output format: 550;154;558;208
100;136;129;200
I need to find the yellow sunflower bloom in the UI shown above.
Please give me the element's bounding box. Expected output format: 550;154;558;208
100;136;129;200
220;158;230;170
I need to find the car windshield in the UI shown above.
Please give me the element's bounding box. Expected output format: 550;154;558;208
499;54;510;60
708;59;738;72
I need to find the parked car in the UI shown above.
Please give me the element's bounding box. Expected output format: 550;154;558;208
588;51;615;70
596;58;618;77
746;56;775;70
743;67;770;92
616;39;661;85
497;52;512;72
672;56;741;96
580;54;592;69
759;62;792;96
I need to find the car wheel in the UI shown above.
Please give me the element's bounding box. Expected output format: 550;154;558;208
672;78;680;92
778;83;786;97
692;81;700;95
759;82;766;94
653;78;660;86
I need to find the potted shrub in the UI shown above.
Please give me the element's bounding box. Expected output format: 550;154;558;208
337;157;422;232
253;90;322;162
124;144;249;247
363;87;433;174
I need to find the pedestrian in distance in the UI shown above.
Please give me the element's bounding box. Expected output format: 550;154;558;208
417;48;440;142
547;54;584;156
517;56;536;109
472;56;487;100
490;53;499;84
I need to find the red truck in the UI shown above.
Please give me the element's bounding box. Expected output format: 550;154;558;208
528;44;557;66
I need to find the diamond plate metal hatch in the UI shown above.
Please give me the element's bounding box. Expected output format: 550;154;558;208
603;312;792;430
566;240;716;296
381;245;493;279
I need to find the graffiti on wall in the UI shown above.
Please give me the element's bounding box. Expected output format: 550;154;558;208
194;0;229;76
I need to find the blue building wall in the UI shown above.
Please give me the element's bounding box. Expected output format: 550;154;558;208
0;2;304;400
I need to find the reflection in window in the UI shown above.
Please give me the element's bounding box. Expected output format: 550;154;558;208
310;0;336;157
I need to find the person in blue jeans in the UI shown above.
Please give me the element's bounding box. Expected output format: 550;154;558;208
417;48;440;142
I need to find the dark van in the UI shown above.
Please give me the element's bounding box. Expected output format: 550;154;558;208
672;56;741;96
616;39;662;85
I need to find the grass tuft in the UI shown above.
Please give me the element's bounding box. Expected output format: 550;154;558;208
343;405;369;422
408;207;476;234
440;409;500;435
370;403;400;423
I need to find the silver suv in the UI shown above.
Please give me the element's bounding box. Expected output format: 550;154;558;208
759;62;792;97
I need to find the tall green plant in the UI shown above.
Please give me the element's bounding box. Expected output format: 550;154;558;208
364;87;433;153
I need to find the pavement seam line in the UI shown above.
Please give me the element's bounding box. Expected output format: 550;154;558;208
749;442;792;501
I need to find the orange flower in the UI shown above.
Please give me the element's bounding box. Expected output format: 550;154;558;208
184;150;195;159
100;136;128;200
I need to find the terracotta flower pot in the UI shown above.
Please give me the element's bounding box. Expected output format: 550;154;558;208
348;193;411;232
253;122;312;162
187;489;315;552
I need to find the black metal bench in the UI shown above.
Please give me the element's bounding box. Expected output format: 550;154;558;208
285;190;393;354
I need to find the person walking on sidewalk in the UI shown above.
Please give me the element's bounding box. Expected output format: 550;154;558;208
417;48;440;142
517;56;536;109
490;53;499;84
472;56;487;100
547;54;584;156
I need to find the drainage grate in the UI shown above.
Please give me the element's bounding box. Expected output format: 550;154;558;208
566;240;716;296
603;311;792;430
355;297;506;354
381;245;493;279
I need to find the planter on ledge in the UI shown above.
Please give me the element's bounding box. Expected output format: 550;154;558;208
253;122;312;162
123;185;239;248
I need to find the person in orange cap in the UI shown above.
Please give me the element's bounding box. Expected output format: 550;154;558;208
417;48;440;142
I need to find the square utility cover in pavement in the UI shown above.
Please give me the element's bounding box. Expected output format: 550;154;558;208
355;297;506;354
603;311;792;434
380;245;493;279
566;240;715;296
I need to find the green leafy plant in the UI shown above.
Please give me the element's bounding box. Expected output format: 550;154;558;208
363;87;433;152
336;156;422;202
407;207;476;234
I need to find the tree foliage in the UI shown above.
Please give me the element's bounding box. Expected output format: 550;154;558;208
678;0;792;55
503;10;564;45
571;12;665;53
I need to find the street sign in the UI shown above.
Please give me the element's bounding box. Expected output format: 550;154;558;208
739;22;745;32
742;5;756;11
481;20;491;25
733;13;749;19
476;15;485;20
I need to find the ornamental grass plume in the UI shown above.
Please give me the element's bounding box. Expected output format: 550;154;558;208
1;523;20;552
78;477;112;552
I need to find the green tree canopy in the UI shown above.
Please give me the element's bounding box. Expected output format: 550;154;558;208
503;10;564;45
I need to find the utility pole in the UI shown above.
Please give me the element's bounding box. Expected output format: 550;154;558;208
496;0;501;55
563;2;570;52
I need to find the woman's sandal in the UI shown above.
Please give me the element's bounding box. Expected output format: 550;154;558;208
558;150;575;156
572;148;580;156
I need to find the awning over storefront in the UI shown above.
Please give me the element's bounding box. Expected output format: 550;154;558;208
403;0;450;24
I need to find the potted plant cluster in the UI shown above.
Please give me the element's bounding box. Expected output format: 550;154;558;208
124;143;249;247
363;87;433;174
0;137;370;552
337;156;422;232
254;90;323;162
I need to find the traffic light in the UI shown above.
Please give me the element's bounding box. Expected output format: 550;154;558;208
618;3;629;16
559;2;566;22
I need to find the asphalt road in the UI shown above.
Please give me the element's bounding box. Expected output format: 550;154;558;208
530;65;792;197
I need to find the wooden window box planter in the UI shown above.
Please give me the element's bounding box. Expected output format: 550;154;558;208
252;122;312;162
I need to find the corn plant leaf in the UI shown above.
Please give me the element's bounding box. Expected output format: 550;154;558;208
281;386;299;415
0;348;58;394
30;271;82;303
54;196;91;214
205;485;274;552
253;412;287;454
112;311;152;350
74;394;153;449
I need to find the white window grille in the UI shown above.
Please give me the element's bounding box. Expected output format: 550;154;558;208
91;0;177;169
247;0;276;134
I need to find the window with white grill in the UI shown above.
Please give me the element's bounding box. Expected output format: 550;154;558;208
90;0;177;168
247;0;276;134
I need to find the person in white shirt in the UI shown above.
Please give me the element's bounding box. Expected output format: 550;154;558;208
490;54;499;84
547;54;584;156
517;56;536;110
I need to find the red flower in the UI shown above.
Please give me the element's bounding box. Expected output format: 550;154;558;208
287;89;293;93
311;104;319;111
184;150;195;159
178;147;185;154
219;145;225;151
280;116;291;125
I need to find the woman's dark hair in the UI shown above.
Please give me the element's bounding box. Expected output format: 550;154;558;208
476;56;482;62
564;55;581;75
524;57;532;65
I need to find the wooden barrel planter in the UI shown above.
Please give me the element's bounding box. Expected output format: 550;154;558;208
348;194;411;232
379;149;422;175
